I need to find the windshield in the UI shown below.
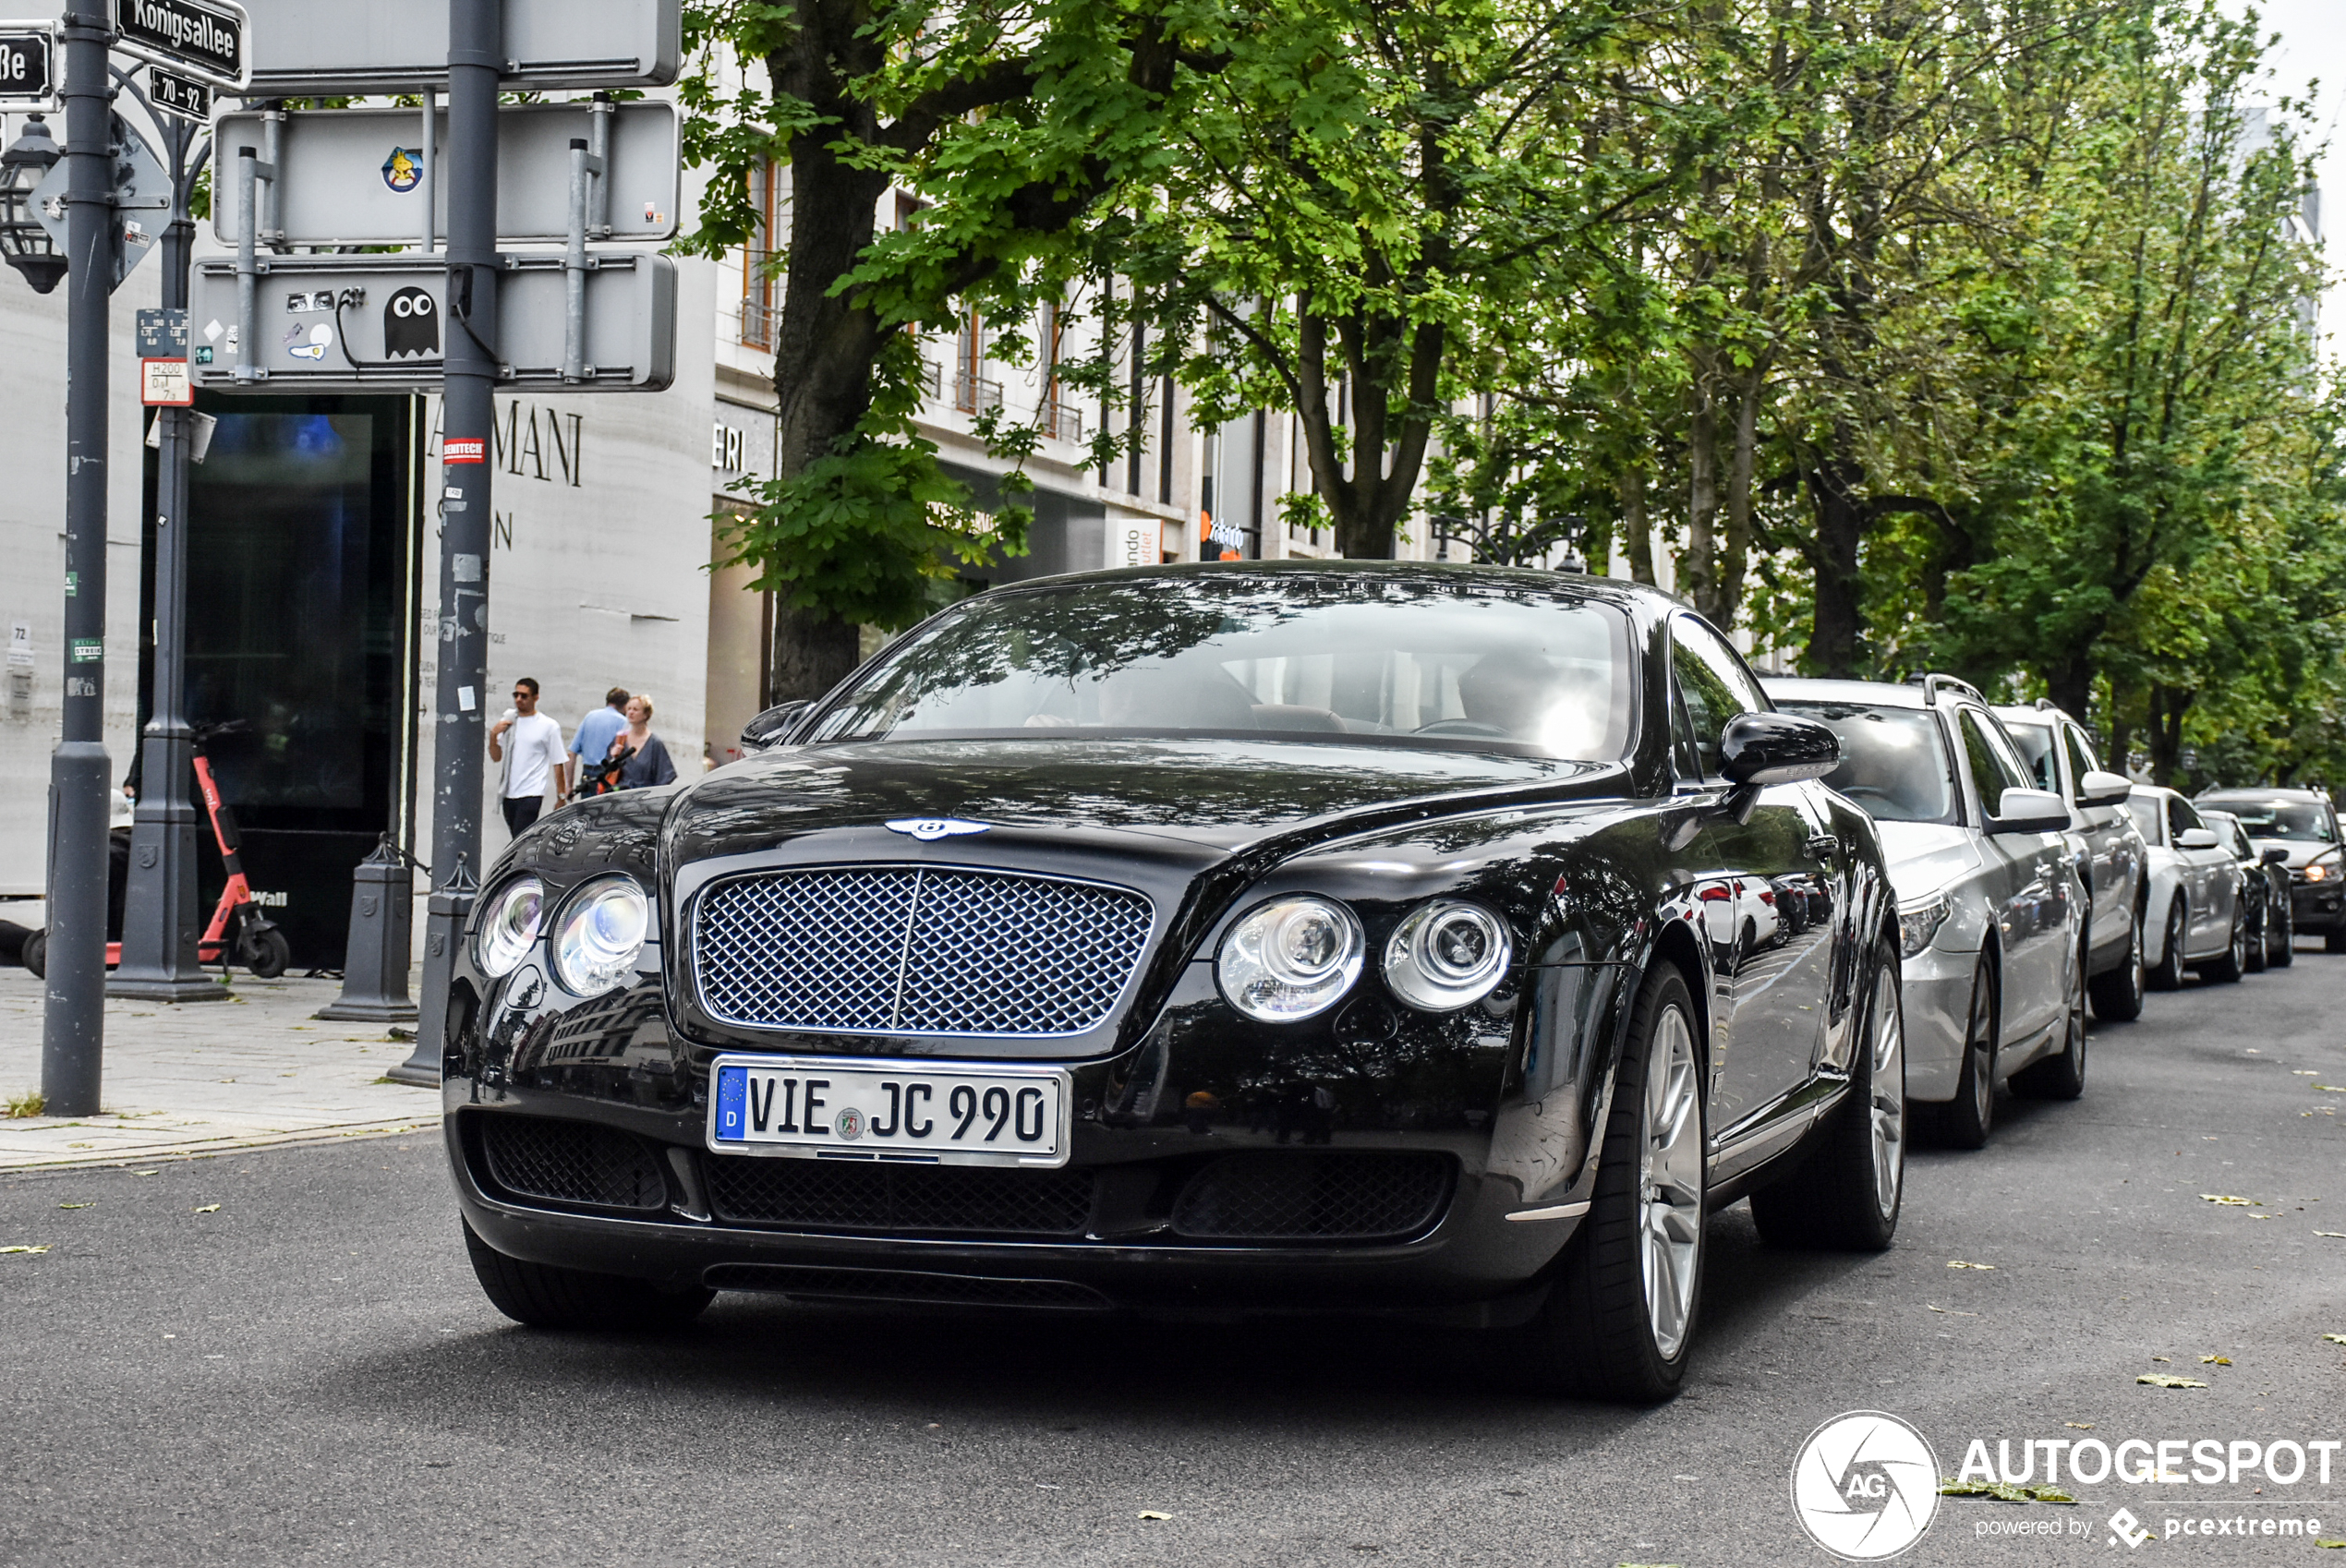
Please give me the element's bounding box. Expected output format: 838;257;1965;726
2001;718;2059;793
805;573;1639;760
1778;702;1959;825
2204;798;2334;842
2125;796;2162;845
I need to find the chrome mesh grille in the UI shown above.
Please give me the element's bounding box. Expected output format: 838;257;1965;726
694;866;1153;1037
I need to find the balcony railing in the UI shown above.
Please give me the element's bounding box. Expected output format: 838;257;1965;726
920;357;943;400
954;372;1004;414
1044;399;1084;443
740;296;775;350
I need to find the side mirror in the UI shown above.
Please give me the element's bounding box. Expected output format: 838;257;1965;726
1989;787;2069;834
2076;769;2133;806
2175;827;2219;850
2263;846;2292;866
1720;712;1841;789
740;700;814;754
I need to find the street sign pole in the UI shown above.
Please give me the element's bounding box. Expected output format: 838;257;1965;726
394;0;500;1086
113;92;219;1004
42;0;113;1115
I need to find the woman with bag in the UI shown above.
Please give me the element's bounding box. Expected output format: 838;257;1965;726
606;693;678;789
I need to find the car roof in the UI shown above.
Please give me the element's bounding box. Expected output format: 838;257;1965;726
1001;558;1687;615
1990;703;2079;730
2199;786;2329;802
1764;677;1931;709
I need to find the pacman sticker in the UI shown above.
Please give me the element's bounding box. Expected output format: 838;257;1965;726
383;286;441;360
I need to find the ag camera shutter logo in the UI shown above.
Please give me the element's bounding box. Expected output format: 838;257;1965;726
1790;1411;1941;1560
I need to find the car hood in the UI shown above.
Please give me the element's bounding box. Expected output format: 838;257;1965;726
663;737;1623;869
2250;838;2339;869
1873;820;1983;902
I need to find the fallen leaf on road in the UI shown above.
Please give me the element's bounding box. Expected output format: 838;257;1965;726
1947;1260;1997;1270
2317;1232;2346;1239
2200;1195;2260;1206
2296;1070;2320;1075
1138;1512;1173;1521
2316;1086;2346;1094
2201;1356;2231;1365
1;1245;50;1255
2150;1356;2171;1362
192;1204;219;1214
57;1202;90;1210
2322;1335;2346;1346
130;1170;157;1177
1926;1305;1979;1316
1939;1478;2073;1504
2065;1423;2094;1430
2138;1374;2208;1388
2317;1538;2346;1550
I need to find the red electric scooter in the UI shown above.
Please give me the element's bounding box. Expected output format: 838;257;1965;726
21;720;291;980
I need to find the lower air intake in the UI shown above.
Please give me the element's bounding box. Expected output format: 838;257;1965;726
479;1116;667;1212
705;1156;1095;1236
1170;1152;1455;1241
702;1264;1112;1311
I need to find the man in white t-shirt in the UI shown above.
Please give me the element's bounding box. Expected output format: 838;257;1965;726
488;677;570;836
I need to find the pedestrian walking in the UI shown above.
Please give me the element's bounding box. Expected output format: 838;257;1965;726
490;677;569;835
607;693;678;789
568;687;629;797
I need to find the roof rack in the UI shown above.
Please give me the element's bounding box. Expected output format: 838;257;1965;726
1908;672;1984;707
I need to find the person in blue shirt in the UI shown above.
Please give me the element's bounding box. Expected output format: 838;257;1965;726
566;687;629;800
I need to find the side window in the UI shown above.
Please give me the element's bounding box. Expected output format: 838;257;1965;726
2062;726;2098;798
1668;616;1768;780
1957;708;2028;816
2169;796;2203;838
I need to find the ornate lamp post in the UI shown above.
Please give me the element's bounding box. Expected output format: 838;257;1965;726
0;114;65;295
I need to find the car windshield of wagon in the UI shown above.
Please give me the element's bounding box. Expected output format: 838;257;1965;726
2207;798;2335;841
1777;702;1961;826
803;577;1639;761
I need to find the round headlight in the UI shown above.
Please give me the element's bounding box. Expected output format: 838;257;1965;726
1216;896;1364;1021
472;874;544;978
551;876;650;997
1383;901;1512;1011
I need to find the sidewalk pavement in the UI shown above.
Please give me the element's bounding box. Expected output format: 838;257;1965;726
0;969;438;1170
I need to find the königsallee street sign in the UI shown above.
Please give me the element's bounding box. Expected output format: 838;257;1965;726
111;0;248;90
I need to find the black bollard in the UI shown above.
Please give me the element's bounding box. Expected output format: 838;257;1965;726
316;837;420;1023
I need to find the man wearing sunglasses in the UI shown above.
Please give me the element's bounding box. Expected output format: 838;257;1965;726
488;677;570;837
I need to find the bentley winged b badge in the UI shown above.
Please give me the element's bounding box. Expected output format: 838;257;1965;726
884;818;991;842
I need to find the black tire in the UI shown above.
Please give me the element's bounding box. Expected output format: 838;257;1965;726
20;928;44;979
2089;905;2146;1021
2146;899;2187;991
2014;932;2088;1101
1936;961;1998;1150
1514;963;1705;1403
2244;897;2268;974
2201;901;2247;984
463;1219;715;1331
1750;939;1905;1249
2270;899;2294;968
245;926;291;980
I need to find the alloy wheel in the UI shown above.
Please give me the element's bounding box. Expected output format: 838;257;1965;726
1639;1006;1704;1360
1868;966;1905;1222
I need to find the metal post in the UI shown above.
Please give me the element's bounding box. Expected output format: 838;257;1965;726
232;146;267;384
586;93;611;237
562;136;592;381
41;0;115;1116
393;0;502;1087
419;88;436;253
113;121;223;1004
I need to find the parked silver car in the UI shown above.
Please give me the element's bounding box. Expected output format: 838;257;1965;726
1992;703;2147;1019
1766;676;2086;1149
2124;785;2249;987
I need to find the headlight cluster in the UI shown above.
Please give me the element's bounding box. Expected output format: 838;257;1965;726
1899;890;1952;958
1216;895;1512;1021
471;872;650;998
2304;854;2338;884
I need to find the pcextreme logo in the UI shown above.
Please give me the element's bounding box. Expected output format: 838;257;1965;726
1791;1411;1942;1560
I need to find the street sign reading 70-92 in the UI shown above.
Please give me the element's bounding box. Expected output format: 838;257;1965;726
111;0;248;91
0;21;54;107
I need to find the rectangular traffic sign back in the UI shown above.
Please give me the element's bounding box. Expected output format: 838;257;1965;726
236;0;678;93
0;21;54;107
112;0;248;90
212;101;681;248
188;253;677;393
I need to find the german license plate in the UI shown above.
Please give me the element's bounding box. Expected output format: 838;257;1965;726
707;1055;1071;1167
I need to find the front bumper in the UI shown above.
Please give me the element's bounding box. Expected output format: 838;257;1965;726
1900;942;1976;1103
2290;879;2344;932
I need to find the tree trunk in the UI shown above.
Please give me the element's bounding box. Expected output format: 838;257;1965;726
1295;304;1443;560
1718;367;1761;624
1804;460;1866;677
2046;652;2093;729
1684;372;1722;619
1618;464;1657;585
768;602;865;704
2147;683;2192;786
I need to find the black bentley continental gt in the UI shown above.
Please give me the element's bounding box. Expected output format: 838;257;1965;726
444;562;1904;1401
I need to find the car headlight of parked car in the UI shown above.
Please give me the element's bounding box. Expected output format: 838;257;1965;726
551;876;651;997
1382;900;1512;1011
1216;896;1364;1021
1898;889;1952;959
472;874;544;978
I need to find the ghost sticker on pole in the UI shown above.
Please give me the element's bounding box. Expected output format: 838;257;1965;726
384;286;441;360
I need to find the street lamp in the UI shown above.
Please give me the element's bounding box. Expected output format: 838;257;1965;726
0;114;65;295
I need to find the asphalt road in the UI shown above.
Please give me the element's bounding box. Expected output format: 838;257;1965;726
3;953;2342;1568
